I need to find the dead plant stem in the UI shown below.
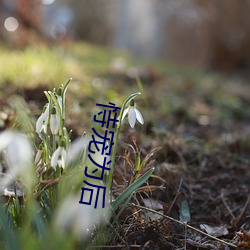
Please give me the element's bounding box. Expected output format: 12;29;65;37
234;192;250;227
166;178;183;215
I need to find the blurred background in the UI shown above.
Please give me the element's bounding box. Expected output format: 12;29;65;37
0;2;250;249
1;0;250;72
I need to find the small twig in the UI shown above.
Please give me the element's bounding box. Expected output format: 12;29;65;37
88;244;141;248
233;192;250;227
113;185;163;197
105;219;128;247
184;221;187;250
221;190;236;221
39;177;60;184
166;178;183;215
34;181;58;198
135;185;164;193
129;203;237;249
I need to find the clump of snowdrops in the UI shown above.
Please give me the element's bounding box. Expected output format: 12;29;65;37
0;79;154;249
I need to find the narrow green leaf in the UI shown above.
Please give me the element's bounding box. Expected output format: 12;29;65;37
32;210;45;237
62;78;72;97
0;208;21;250
44;91;51;102
112;167;154;211
112;192;133;225
135;152;141;173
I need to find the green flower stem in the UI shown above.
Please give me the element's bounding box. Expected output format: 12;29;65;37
44;139;49;165
63;127;70;150
61;78;71;127
48;92;62;136
107;92;141;203
44;95;53;164
52;134;56;152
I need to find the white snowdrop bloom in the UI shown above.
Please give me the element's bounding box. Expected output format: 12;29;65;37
56;87;63;111
35;149;43;165
36;103;50;133
122;99;144;128
0;131;32;170
54;194;107;241
35;144;43;164
50;106;59;135
51;145;67;169
0;130;33;190
57;95;63;112
51;135;90;170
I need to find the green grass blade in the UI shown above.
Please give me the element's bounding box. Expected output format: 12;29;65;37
0;208;21;250
112;167;154;211
112;192;133;225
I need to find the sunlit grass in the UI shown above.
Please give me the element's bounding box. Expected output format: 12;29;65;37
0;44;85;86
0;46;64;85
0;42;206;87
0;41;247;129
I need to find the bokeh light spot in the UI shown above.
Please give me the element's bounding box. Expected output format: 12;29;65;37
4;17;19;32
50;24;67;40
41;0;55;5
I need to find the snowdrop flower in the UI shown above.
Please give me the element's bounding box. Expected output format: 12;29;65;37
122;99;144;128
36;103;50;133
51;142;67;169
35;143;43;164
54;194;107;241
50;106;59;135
0;130;33;190
56;87;63;111
57;95;63;112
51;135;90;170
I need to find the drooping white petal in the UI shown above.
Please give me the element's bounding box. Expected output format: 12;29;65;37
36;113;45;133
50;114;59;135
59;148;67;169
57;159;64;169
36;104;50;134
121;101;144;128
42;122;48;133
51;147;68;169
135;109;144;125
51;147;61;168
35;149;43;164
0;130;33;191
128;107;136;128
121;107;129;121
5;133;32;170
57;96;63;111
44;103;50;117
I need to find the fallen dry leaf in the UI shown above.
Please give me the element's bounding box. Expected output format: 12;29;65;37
143;198;163;211
237;231;250;248
200;224;229;237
